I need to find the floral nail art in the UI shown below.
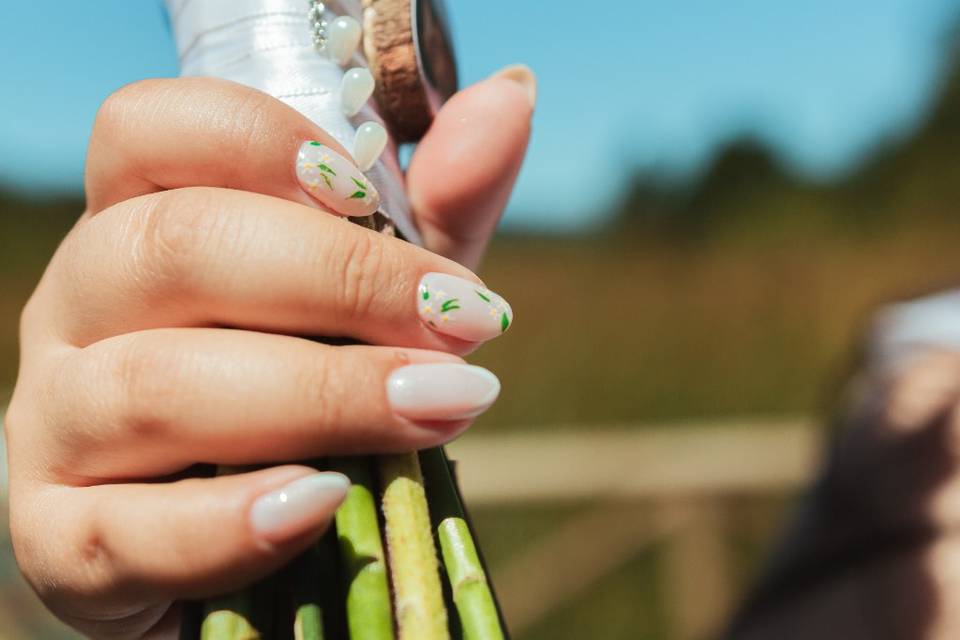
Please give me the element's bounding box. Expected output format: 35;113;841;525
417;272;513;342
296;141;380;217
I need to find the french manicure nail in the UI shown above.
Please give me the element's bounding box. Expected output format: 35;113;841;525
490;64;537;108
417;272;513;342
250;473;350;542
387;364;501;421
296;141;380;216
354;121;388;171
327;16;362;66
341;68;375;116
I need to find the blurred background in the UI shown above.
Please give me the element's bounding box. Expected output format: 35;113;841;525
4;0;960;637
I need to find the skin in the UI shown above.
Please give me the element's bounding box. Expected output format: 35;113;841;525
727;349;960;639
5;73;534;638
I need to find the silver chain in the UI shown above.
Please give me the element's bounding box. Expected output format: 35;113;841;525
308;1;327;50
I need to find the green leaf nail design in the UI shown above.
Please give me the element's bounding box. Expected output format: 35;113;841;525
422;288;430;301
321;173;334;190
501;312;510;333
309;141;322;146
318;163;336;175
348;190;366;199
441;299;460;313
351;177;367;190
475;290;491;302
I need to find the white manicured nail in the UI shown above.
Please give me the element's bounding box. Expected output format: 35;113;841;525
250;473;350;542
341;67;375;116
417;272;513;342
296;140;380;216
354;121;388;171
387;364;501;421
328;16;362;66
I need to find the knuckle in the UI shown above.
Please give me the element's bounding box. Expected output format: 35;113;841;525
222;87;274;162
107;338;180;442
130;188;221;300
331;230;388;322
10;493;118;604
294;350;343;433
72;511;119;598
93;79;165;141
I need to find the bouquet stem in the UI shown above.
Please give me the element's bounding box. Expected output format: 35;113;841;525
378;453;449;639
330;457;395;640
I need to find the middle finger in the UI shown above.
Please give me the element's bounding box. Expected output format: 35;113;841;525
41;187;513;351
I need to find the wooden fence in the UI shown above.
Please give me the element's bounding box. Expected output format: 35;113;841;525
447;419;820;638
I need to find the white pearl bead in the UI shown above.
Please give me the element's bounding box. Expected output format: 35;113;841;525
327;16;362;66
340;67;375;116
354;121;388;171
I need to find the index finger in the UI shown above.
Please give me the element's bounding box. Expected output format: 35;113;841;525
85;77;380;217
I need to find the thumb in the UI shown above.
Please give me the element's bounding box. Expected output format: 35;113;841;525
407;65;535;268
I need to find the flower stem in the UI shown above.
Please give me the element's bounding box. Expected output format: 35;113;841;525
379;453;449;640
438;518;504;640
330;457;395;640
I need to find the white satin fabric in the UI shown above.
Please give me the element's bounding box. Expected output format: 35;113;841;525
164;0;419;242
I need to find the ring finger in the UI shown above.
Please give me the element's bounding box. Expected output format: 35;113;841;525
39;328;500;481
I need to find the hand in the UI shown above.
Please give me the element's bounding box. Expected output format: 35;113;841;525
729;349;960;638
5;73;532;638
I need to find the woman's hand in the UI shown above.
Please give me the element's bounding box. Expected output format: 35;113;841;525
5;74;533;638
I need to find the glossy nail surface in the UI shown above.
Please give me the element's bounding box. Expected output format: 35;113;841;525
250;473;350;543
354;121;388;171
490;63;537;108
327;16;362;66
387;364;501;421
418;272;513;342
297;141;380;216
341;67;375;116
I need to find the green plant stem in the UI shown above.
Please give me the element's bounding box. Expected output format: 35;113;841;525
330;457;395;640
438;518;504;640
379;453;449;640
200;591;261;640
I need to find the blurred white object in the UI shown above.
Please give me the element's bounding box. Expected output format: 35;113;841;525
871;290;960;371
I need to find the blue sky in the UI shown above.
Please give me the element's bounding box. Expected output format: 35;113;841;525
0;1;958;230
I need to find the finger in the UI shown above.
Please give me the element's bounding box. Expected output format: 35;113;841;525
25;467;349;615
40;188;514;350
85;77;379;217
407;65;535;268
43;328;498;480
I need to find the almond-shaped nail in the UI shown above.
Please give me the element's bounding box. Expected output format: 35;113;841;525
249;473;350;543
490;63;537;108
296;141;380;216
387;363;501;421
418;272;513;342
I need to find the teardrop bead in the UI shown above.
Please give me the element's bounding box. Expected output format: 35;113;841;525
341;67;375;116
354;121;388;171
327;16;362;66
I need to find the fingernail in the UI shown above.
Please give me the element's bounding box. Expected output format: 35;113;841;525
490;64;537;108
297;141;380;216
417;272;513;342
387;363;501;421
250;473;350;543
327;16;362;66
